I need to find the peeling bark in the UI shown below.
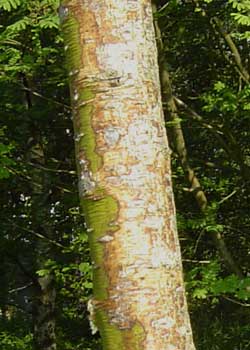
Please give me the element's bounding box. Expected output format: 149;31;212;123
61;1;196;349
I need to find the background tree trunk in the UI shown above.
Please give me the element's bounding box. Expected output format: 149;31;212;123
60;1;196;349
24;79;57;350
29;140;57;350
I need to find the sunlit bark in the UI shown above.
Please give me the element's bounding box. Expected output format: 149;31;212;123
60;1;195;349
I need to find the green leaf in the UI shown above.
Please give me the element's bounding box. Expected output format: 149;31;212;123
79;262;91;274
166;118;183;127
61;266;73;273
38;16;59;30
205;224;224;233
6;17;31;32
37;269;50;277
243;102;250;110
211;275;239;294
83;281;93;289
0;0;21;11
214;81;226;92
232;13;250;26
193;288;208;299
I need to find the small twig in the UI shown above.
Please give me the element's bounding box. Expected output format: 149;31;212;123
20;86;72;110
194;229;205;254
7;221;65;249
192;0;249;83
158;2;169;12
28;161;76;175
218;190;237;205
173;97;223;135
211;17;249;83
9;282;33;294
182;259;211;264
222;295;250;307
6;166;74;193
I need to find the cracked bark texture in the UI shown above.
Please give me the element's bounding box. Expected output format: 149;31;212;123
60;1;196;349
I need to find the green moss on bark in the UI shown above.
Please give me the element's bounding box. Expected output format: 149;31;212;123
77;102;102;173
61;13;81;73
95;310;145;350
82;195;119;300
60;4;145;347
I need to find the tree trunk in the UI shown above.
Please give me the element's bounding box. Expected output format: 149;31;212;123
33;275;56;350
22;73;57;350
60;1;196;349
30;145;57;350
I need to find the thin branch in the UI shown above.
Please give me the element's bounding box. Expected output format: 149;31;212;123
28;161;76;175
211;17;249;83
7;221;65;249
6;166;75;193
9;282;34;294
21;85;72;110
174;96;250;173
194;230;205;254
182;259;211;264
222;295;250;307
2;75;71;110
218;190;237;205
173;97;223;135
192;0;249;83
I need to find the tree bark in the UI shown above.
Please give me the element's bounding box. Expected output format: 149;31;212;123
60;1;196;349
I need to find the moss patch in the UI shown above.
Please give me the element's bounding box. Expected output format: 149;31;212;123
95;310;145;350
61;4;144;347
77;88;118;301
77;100;102;174
61;13;81;73
82;195;119;300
